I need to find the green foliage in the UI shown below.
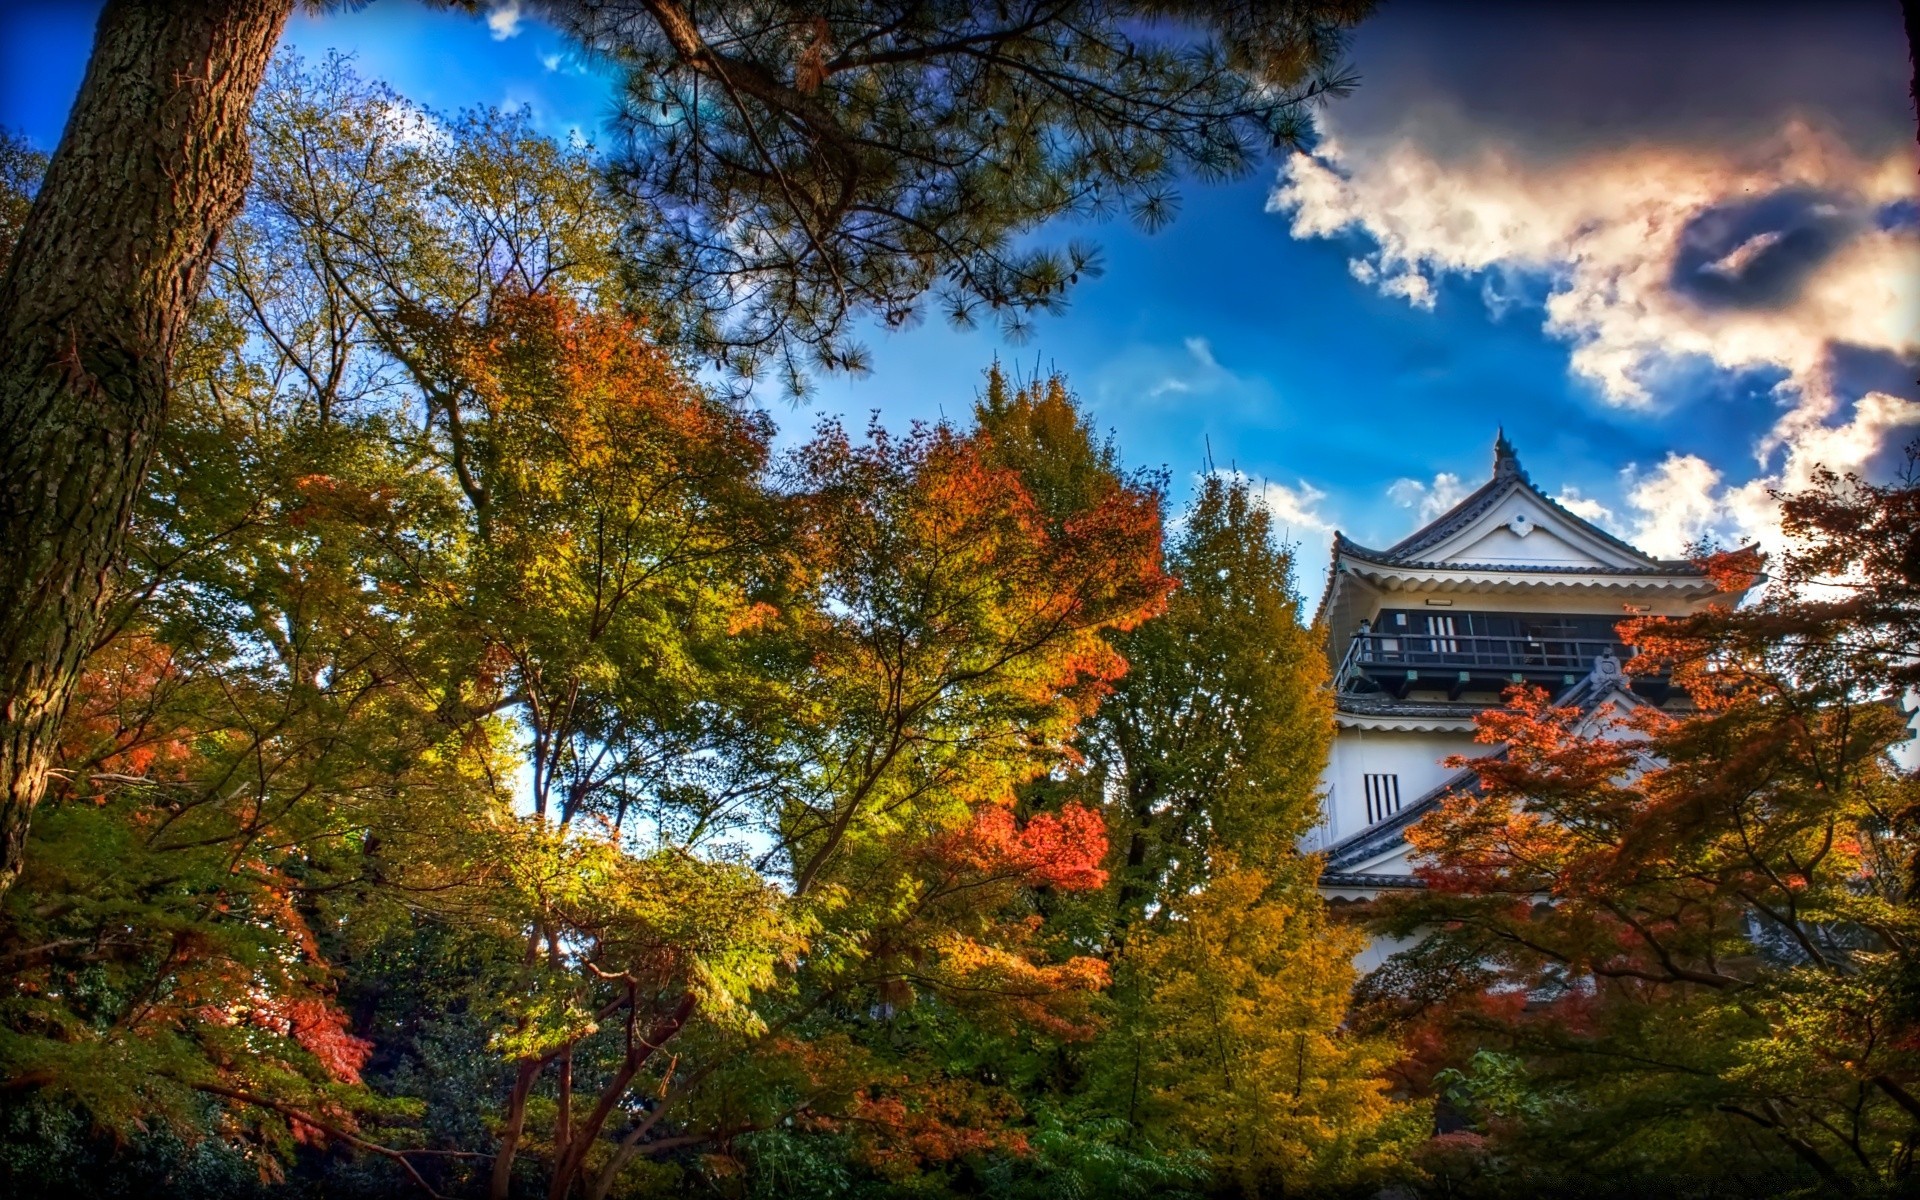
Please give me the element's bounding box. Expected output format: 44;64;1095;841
969;470;1424;1198
1090;470;1332;926
1432;1051;1559;1130
0;56;1416;1200
0;126;45;266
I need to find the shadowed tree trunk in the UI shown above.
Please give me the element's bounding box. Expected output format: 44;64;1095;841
0;0;292;896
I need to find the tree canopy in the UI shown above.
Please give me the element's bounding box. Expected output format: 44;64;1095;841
544;0;1369;392
0;61;1398;1198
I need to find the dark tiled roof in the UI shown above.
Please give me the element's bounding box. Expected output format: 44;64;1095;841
1318;670;1647;883
1335;695;1490;719
1321;871;1428;890
1333;434;1707;577
1334;534;1707;577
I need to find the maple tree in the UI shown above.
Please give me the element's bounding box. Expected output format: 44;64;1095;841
1365;458;1920;1194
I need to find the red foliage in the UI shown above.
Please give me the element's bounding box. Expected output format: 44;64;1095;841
1697;545;1766;595
941;802;1109;891
284;997;374;1086
845;1078;1029;1178
54;633;196;800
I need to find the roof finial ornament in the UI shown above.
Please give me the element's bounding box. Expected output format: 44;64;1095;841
1493;427;1524;481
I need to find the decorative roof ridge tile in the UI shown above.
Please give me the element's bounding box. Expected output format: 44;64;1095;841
1345;432;1710;573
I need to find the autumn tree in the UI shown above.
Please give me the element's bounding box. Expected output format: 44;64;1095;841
1366;460;1920;1193
0;0;1380;903
1087;471;1333;930
1116;855;1426;1195
0;0;294;899
2;60;1185;1198
1037;470;1421;1195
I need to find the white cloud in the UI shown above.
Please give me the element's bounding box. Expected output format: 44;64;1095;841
1386;471;1471;522
540;52;564;72
1125;334;1249;404
1551;485;1620;532
1258;478;1336;534
1270;112;1920;566
486;0;525;40
1619;454;1726;558
1273;122;1917;412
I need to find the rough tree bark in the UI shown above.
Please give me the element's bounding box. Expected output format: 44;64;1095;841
0;0;292;896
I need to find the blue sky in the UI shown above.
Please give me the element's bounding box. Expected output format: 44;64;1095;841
4;0;1915;610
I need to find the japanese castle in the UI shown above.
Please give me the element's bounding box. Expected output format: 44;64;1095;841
1307;434;1729;924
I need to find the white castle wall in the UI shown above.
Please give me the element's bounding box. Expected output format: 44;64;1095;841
1315;726;1479;853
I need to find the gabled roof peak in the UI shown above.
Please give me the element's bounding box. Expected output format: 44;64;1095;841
1493;427;1526;482
1339;429;1703;572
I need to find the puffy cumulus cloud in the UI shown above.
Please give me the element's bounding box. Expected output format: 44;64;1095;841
1592;387;1920;559
1271;107;1920;563
1258;478;1336;535
1550;486;1619;532
1722;387;1920;545
1618;454;1726;559
1386;471;1470;523
1273;121;1917;410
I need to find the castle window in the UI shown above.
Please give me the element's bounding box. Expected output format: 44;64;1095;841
1364;773;1402;825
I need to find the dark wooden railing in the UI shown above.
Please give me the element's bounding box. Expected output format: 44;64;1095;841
1348;632;1630;671
1334;630;1644;699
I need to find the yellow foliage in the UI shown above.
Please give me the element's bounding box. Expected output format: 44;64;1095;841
1120;856;1426;1195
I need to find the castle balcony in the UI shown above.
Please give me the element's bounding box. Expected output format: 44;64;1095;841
1334;628;1669;702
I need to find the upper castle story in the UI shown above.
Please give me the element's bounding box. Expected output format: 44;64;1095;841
1316;432;1736;727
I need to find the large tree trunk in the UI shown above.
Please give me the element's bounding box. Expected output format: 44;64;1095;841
0;0;291;896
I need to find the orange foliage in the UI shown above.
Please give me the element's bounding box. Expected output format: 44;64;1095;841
283;998;375;1086
847;1078;1030;1178
939;802;1109;891
54;633;196;800
442;290;766;495
1696;544;1765;595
